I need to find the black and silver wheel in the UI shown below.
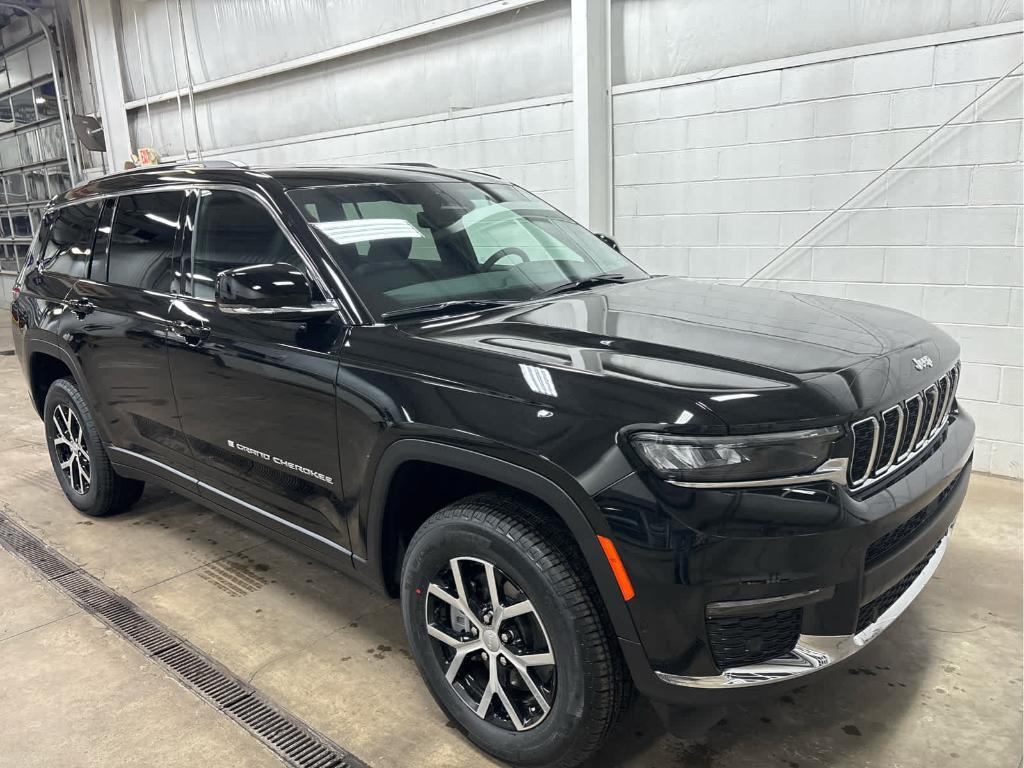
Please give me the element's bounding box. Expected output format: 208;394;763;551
44;378;145;516
51;403;91;496
425;556;556;731
402;493;629;768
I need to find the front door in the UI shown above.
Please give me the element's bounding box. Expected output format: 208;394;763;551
165;188;350;557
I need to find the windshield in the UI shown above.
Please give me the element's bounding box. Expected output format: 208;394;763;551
286;181;647;318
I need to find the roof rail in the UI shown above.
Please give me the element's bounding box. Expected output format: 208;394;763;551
118;159;248;175
382;162;437;168
197;159;249;169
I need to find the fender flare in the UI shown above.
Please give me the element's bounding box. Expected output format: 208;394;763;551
363;438;639;643
23;336;112;442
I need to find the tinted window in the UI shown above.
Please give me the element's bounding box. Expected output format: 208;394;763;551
88;198;116;282
41;201;102;278
190;190;315;300
108;192;183;291
287;182;644;317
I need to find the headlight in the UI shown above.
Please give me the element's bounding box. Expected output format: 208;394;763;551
630;427;842;484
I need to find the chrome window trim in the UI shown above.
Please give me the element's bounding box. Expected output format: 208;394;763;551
43;181;359;325
217;301;340;316
848;416;879;487
874;405;904;476
655;527;952;689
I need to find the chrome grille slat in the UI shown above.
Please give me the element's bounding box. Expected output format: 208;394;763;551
849;417;879;486
939;366;958;427
896;394;923;463
847;363;960;490
919;385;940;446
874;405;904;476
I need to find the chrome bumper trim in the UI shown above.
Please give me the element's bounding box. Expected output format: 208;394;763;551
655;529;950;689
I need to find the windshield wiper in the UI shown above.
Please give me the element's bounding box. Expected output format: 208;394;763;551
536;273;628;298
380;299;514;321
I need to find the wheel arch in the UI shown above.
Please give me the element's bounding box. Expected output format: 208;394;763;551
23;338;111;441
364;438;640;643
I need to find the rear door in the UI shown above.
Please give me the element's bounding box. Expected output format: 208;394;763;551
63;190;194;485
165;187;350;556
35;202;101;304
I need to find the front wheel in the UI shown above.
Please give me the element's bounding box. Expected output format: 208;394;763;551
43;378;145;516
401;493;629;768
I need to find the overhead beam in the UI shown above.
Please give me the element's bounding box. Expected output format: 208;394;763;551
570;0;612;232
83;0;133;169
123;0;548;111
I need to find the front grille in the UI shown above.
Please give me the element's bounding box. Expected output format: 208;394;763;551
706;608;802;669
876;406;903;473
856;542;940;634
849;420;877;482
848;362;960;489
897;396;922;459
864;467;964;568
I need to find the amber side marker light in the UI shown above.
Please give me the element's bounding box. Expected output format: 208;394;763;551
597;535;635;601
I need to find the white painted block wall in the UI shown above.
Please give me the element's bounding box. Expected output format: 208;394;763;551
209;98;577;218
612;29;1023;478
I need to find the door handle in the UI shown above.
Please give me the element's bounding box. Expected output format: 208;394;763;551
68;298;94;318
173;319;210;344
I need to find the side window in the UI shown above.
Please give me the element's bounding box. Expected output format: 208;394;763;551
40;201;102;278
190;189;320;300
107;191;184;291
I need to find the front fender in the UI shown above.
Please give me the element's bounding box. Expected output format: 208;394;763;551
357;437;640;644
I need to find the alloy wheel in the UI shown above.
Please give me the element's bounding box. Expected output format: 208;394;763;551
52;404;90;495
424;556;556;731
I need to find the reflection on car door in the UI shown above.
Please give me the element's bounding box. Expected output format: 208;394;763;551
62;191;195;486
165;188;351;559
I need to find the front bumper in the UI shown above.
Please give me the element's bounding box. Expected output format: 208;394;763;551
597;409;974;706
654;526;949;689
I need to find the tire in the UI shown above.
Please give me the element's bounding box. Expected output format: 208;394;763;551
43;378;145;517
401;492;630;768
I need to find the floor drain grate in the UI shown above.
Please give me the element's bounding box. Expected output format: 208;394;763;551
0;516;77;579
0;511;369;768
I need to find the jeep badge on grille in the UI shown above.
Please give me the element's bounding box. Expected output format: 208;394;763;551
913;355;934;371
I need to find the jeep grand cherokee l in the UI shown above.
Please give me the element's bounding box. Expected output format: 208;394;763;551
10;162;974;768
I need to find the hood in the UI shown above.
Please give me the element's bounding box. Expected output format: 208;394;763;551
409;278;959;428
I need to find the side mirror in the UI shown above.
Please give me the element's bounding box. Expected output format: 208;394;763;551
216;263;326;318
594;232;622;253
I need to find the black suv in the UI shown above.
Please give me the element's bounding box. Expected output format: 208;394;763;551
11;162;974;767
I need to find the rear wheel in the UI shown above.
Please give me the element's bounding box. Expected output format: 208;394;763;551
43;378;144;516
401;493;629;768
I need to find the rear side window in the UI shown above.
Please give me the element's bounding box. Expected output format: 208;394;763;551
107;191;184;291
40;201;102;278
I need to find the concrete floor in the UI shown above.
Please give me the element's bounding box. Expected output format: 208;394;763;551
0;341;1021;768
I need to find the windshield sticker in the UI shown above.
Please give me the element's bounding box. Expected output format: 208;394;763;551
310;218;423;246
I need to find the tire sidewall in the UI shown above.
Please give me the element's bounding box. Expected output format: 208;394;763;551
401;514;594;766
43;380;99;512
